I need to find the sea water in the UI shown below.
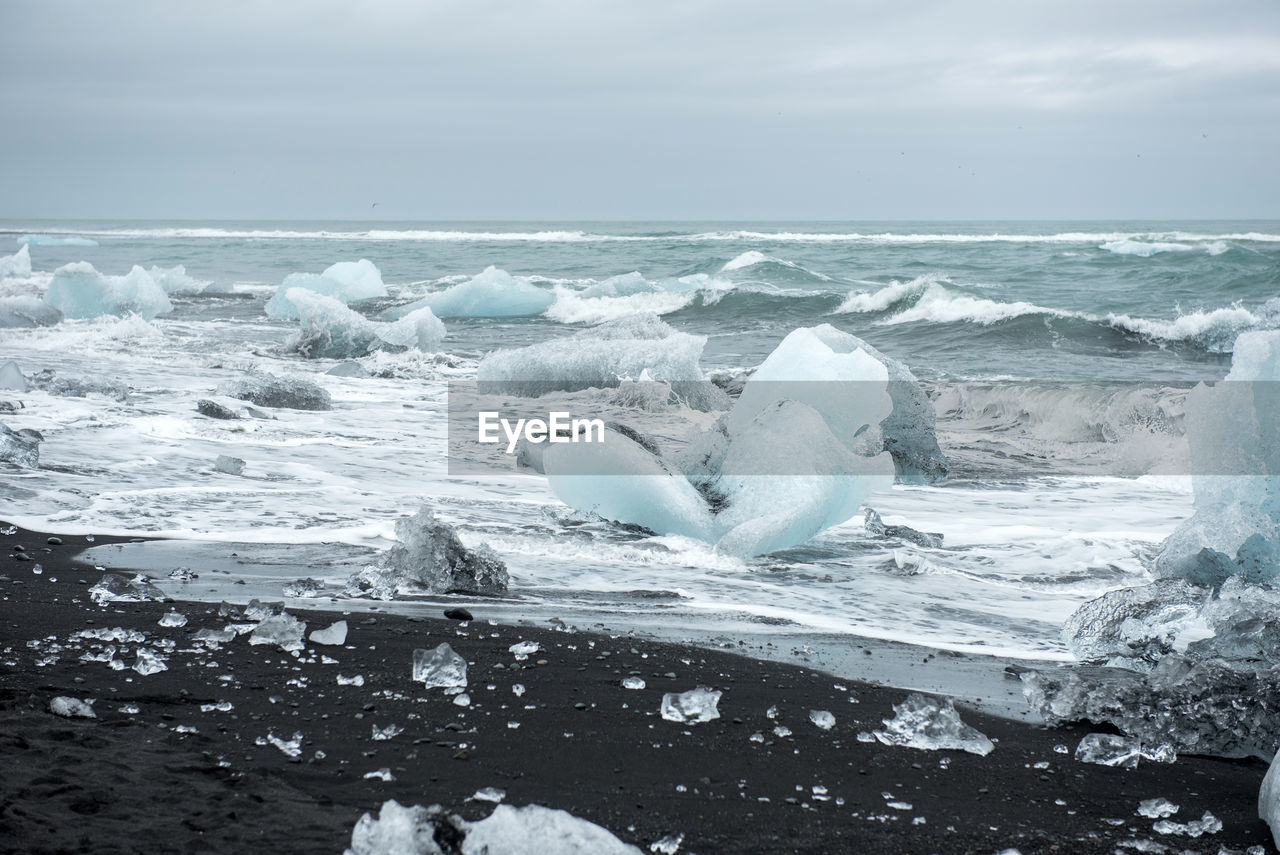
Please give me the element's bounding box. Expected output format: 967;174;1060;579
1;219;1277;664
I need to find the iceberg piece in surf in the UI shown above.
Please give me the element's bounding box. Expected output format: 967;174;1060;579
0;245;31;278
44;261;173;319
477;313;719;409
1156;330;1280;584
0;422;41;467
388;266;554;319
216;370;332;411
0;295;63;328
286;288;444;358
265;258;388;318
349;505;508;597
542;324;896;556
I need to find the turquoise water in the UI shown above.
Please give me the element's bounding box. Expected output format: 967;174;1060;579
1;219;1277;662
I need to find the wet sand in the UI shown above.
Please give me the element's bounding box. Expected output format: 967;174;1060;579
0;525;1271;854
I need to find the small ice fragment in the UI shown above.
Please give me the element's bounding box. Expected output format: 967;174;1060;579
193;627;237;644
766;705;778;719
622;676;646;690
248;613;307;651
809;709;836;730
89;572;163;606
214;455;245;476
453;693;471;707
412;643;467;689
649;833;683;854
1152;811;1221;837
872;693;994;756
264;731;303;759
50;696;95;718
133;649;168;676
1075;733;1176;769
118;704;140;714
471;786;506;804
512;683;525;697
158;610;187;628
200;701;234;713
509;640;540;660
371;723;403;741
243;599;285;621
337;674;365;687
887;801;913;811
660;687;722;725
364;768;395;782
749;732;765;743
1137;798;1179;819
282;577;326;598
507;721;521;729
310;620;348;646
773;725;792;738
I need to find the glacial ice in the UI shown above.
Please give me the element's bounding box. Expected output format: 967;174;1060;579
158;610;188;628
809;709;836;730
265;259;387;319
133;649;168;676
1151;811;1221;838
731;325;948;484
216;370;332;411
310;620;348;646
349;506;508;598
1261;749;1280;850
1;422;41;467
1073;733;1175;769
49;696;95;718
248;613;307;651
390;266;554;318
196;399;241;420
287;288;444;358
0;362;26;392
214;455;245;476
146;264;209;295
0;295;63;328
19;234;98;247
344;799;642;855
44;262;173;319
542;324;898;556
864;508;944;548
1137;798;1179;819
543;430;718;542
660;686;722;724
0;245;31;278
412;643;468;689
1156;330;1280;583
89;573;164;606
871;693;994;756
30;369;129;401
477;313;709;397
1021;658;1280;759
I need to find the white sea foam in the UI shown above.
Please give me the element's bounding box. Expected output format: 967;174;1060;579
11;227;1280;244
1101;239;1230;257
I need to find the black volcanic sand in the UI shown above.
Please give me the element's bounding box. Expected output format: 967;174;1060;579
0;526;1272;855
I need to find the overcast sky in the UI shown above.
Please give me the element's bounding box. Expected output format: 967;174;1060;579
1;0;1277;220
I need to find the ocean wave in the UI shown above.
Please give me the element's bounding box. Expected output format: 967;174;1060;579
833;275;1276;352
1101;239;1230;257
719;250;834;281
7;227;1279;245
1104;306;1272;352
18;234;100;247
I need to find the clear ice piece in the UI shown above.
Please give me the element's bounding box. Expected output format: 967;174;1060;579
660;687;722;725
412;643;467;689
872;693;993;756
248;613;307;651
310;620;348;646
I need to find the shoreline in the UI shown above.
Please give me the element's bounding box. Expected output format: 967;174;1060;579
1;524;1272;854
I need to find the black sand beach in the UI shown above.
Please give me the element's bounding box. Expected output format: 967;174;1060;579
0;525;1272;855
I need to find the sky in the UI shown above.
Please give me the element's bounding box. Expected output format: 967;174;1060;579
1;0;1278;221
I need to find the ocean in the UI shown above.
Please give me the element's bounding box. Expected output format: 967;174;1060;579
2;219;1278;673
